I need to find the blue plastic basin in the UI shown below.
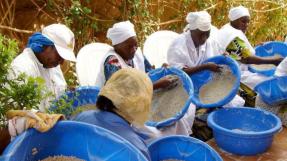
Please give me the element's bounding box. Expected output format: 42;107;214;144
207;107;282;155
148;135;223;161
189;55;241;108
2;121;148;161
249;41;287;76
147;67;195;128
50;86;100;118
254;76;287;105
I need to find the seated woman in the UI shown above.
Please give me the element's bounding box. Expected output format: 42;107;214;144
73;68;152;160
95;21;175;89
93;20;195;137
217;6;283;89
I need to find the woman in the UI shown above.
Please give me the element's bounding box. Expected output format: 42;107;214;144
74;68;153;160
92;21;195;138
94;21;176;89
217;6;283;89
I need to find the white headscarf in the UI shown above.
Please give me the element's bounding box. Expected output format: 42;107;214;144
186;11;211;31
228;6;250;21
107;21;136;45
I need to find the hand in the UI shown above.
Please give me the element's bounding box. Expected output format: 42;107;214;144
274;57;284;66
222;51;230;56
204;62;222;72
8;117;28;140
161;63;169;68
155;75;179;89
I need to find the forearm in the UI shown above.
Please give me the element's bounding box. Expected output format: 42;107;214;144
183;64;207;75
240;56;283;65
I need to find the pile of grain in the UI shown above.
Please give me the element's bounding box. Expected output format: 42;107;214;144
250;64;276;71
232;128;257;133
199;65;236;104
149;75;189;122
40;156;85;161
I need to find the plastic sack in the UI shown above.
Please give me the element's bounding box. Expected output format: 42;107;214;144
50;86;100;118
254;76;287;105
146;67;195;128
76;43;113;86
249;41;287;76
143;31;179;68
1;121;148;161
148;135;222;161
190;55;241;108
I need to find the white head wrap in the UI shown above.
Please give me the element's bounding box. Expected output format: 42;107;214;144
186;11;211;31
228;6;250;21
107;21;136;45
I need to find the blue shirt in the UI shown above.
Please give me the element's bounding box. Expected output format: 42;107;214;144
73;110;151;161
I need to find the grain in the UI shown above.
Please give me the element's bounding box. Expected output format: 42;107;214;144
250;64;276;71
149;76;189;122
40;156;85;161
199;65;236;104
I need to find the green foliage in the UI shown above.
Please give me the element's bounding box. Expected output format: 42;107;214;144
48;91;87;118
0;34;18;83
64;0;97;47
48;93;75;116
1;74;50;110
0;35;50;128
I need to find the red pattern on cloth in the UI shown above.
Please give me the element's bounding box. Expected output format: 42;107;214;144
107;55;122;67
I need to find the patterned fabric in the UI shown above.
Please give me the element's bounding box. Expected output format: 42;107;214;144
104;55;122;81
104;55;152;80
226;37;252;60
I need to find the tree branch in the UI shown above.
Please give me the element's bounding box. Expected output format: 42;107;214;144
29;0;56;21
149;18;183;26
250;5;287;13
0;25;34;34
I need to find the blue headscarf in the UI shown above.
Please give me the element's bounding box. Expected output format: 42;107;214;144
27;32;54;53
